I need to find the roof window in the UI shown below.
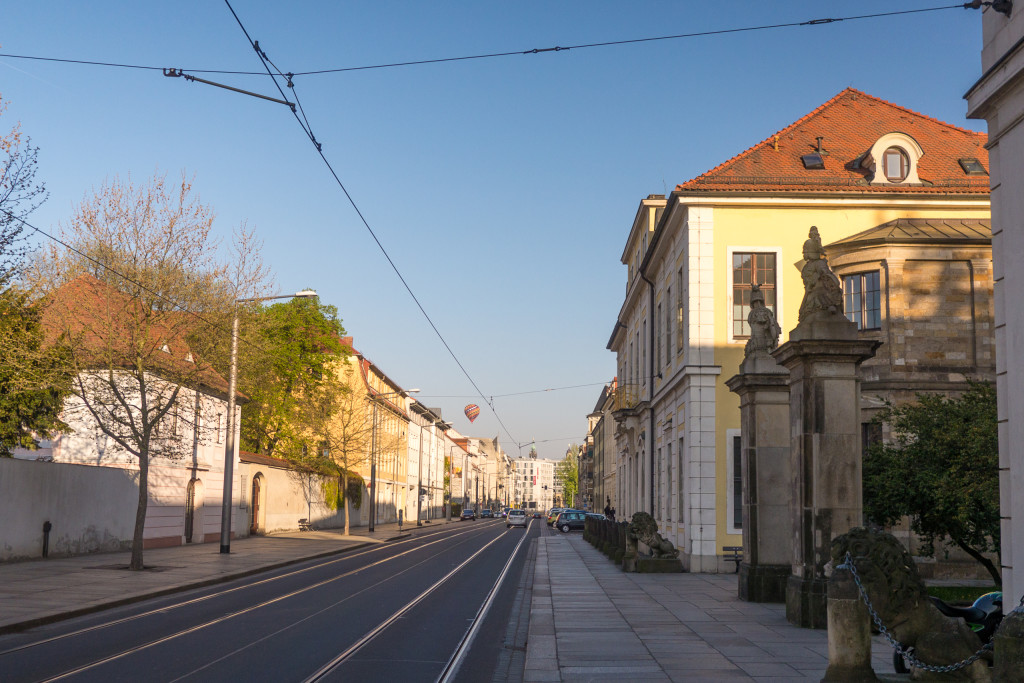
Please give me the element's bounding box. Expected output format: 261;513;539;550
958;157;987;175
801;153;825;169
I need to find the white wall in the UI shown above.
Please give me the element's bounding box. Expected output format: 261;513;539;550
0;458;138;561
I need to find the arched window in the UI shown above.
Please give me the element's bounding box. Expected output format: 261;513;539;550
883;147;910;182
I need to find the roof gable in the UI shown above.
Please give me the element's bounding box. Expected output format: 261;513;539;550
677;88;989;195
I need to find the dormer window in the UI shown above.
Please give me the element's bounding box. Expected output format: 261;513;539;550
865;132;924;186
883;147;909;182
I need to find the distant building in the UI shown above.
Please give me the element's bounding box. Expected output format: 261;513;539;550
512;457;554;511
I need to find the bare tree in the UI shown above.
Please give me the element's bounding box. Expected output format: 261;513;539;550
29;172;270;570
0;95;47;279
294;364;379;535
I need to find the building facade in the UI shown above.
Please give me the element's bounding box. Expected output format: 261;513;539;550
966;1;1024;606
609;88;991;572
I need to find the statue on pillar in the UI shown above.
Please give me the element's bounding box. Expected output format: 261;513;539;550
798;226;844;322
745;283;781;359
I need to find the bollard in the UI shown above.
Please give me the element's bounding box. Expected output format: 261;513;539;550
42;520;52;558
821;567;877;682
994;605;1024;682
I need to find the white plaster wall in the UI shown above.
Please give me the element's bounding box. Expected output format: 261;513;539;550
0;458;138;561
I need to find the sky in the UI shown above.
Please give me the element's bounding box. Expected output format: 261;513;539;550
1;1;989;460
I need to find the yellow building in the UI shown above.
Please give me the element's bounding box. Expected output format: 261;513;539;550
608;88;991;572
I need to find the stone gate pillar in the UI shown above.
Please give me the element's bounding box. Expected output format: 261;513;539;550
726;358;791;602
775;227;880;628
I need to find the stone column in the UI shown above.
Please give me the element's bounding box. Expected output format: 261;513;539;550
725;360;791;603
774;337;879;628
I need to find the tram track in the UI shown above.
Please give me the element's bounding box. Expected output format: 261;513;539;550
1;521;511;682
0;521;481;659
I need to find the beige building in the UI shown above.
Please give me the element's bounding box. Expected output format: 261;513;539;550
608;88;991;572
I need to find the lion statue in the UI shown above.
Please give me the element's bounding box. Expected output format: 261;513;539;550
829;527;991;681
628;512;679;559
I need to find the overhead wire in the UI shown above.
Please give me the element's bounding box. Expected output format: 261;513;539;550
221;0;523;450
0;3;973;78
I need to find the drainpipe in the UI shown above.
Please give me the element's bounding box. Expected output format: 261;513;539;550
639;270;656;518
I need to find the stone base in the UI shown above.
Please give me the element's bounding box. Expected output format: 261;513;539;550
622;555;637;572
636;557;683;573
738;563;789;603
786;574;828;629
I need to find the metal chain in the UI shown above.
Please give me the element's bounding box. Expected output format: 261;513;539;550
837;551;993;674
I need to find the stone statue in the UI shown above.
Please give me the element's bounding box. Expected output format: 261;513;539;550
798;226;844;322
745;283;781;358
827;527;992;681
628;511;679;559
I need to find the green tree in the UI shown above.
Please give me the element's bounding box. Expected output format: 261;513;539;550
557;446;580;509
237;297;347;457
0;288;69;455
863;382;1000;584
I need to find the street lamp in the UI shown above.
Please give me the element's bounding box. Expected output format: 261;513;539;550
367;387;419;532
220;289;318;554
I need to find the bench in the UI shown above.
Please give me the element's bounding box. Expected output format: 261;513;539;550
298;518;314;531
723;546;743;573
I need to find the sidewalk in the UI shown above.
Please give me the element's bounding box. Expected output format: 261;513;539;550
524;531;896;682
0;520;435;634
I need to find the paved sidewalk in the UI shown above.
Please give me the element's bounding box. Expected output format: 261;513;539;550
525;531;896;682
0;520;438;634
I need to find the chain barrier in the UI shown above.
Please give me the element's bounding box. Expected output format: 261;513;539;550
837;551;993;674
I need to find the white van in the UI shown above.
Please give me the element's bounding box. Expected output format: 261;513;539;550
506;509;527;528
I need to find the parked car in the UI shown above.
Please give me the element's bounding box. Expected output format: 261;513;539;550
460;508;476;521
546;508;565;526
586;513;606;521
506;509;527;528
533;511;542;518
480;509;494;518
554;510;587;533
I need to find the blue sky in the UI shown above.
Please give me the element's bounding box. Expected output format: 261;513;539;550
1;1;987;460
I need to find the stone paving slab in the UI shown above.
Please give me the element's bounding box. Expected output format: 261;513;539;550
526;530;898;682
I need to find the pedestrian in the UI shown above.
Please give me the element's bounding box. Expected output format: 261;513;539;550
609;507;616;522
604;501;611;517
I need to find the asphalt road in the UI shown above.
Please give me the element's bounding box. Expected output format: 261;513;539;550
0;518;541;683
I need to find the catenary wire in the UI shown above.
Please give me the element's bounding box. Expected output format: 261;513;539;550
0;4;973;78
222;0;523;448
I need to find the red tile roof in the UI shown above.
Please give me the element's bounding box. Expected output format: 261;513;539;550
676;88;989;195
41;274;233;397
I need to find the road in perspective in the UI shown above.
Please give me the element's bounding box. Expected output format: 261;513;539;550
0;520;539;683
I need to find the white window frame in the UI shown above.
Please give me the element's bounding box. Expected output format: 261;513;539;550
726;246;784;345
726;428;742;535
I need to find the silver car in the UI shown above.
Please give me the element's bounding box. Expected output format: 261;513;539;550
506;509;527;528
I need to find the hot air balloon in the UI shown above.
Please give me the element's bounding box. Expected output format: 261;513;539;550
464;404;480;423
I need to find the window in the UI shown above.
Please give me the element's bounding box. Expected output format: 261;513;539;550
676;268;685;355
883;147;909;182
727;430;743;533
665;441;672;522
656;447;662;519
216;412;225;444
844;271;881;330
656;303;662;374
862;422;882;454
732;252;777;338
664;288;671;367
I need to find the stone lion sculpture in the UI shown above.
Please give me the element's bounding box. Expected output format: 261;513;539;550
628;512;679;559
829;527;991;681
